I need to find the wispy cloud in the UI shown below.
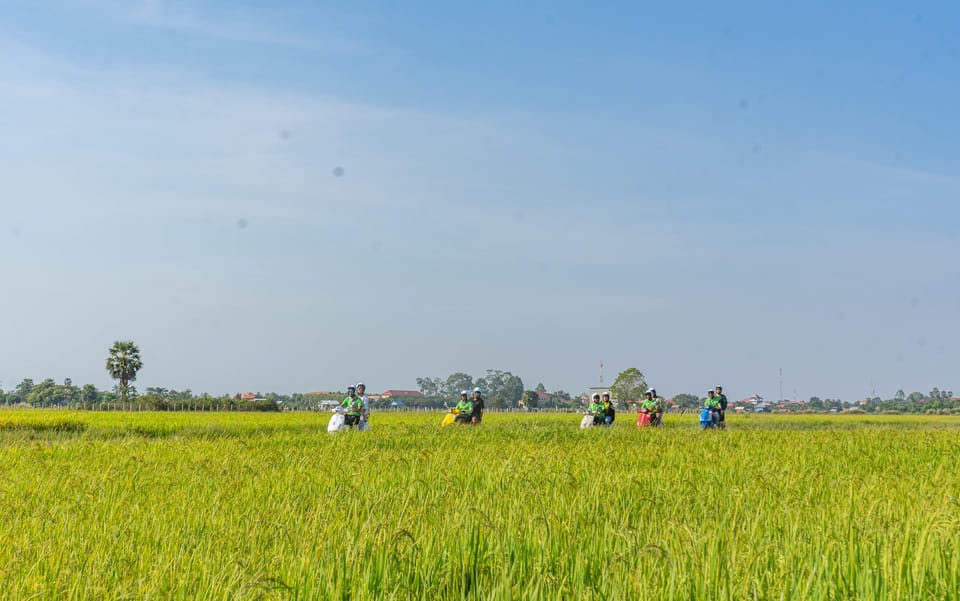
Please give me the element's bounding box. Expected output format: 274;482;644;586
97;0;371;54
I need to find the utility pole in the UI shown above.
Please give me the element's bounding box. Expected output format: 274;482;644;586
779;368;783;402
600;360;604;386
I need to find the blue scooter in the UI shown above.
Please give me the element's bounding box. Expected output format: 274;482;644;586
699;407;720;430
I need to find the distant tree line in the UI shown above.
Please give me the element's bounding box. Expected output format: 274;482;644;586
0;379;281;411
412;370;575;410
853;387;958;414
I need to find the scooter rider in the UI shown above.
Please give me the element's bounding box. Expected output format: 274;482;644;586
640;391;658;417
471;387;484;424
341;386;365;428
588;393;604;425
454;391;473;424
600;391;616;427
702;390;720;428
715;386;728;429
357;382;370;423
649;388;664;427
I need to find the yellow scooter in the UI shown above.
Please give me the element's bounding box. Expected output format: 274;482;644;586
440;407;460;428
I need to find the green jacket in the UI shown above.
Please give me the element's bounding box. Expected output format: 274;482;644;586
456;398;473;413
641;399;658;411
703;397;719;410
588;401;603;414
342;395;363;416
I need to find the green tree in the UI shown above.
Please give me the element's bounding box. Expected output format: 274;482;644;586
521;390;539;409
535;383;547;393
809;396;825;410
476;370;507;400
106;341;143;403
28;379;58;407
59;379;79;405
672;393;700;409
894;389;905;400
502;374;524;406
81;384;99;404
15;378;34;399
443;372;474;398
610;368;647;406
415;377;442;397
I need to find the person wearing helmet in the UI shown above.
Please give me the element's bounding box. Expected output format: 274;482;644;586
471;387;484;424
702;389;720;428
356;382;370;424
341;386;364;428
600;391;616;426
649;388;665;427
640;391;658;413
588;393;604;426
454;391;474;424
715;386;728;429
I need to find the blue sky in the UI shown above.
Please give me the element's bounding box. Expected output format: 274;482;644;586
1;1;958;400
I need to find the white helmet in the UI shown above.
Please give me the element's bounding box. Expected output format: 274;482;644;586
602;391;610;397
592;393;600;399
460;390;469;396
356;382;365;389
473;387;481;394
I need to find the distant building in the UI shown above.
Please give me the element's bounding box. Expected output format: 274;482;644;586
588;387;611;400
381;390;424;398
740;395;772;412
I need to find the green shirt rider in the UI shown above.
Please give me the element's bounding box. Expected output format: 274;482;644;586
341;386;365;427
454;391;474;424
702;390;719;410
588;393;605;425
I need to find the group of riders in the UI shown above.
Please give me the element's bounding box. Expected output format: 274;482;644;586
335;382;729;431
339;383;370;428
338;384;487;430
700;387;729;429
453;388;485;425
585;385;729;430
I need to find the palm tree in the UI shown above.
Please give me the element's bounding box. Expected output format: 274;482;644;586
106;341;143;403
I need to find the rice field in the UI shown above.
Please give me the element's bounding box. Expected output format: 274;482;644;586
0;410;958;600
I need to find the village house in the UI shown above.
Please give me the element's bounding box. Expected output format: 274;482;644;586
380;390;424;398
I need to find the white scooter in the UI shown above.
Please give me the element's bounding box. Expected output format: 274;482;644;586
580;412;596;429
327;406;370;433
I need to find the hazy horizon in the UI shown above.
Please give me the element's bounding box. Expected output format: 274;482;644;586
2;1;958;402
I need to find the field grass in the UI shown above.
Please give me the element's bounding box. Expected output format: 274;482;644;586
0;410;958;600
